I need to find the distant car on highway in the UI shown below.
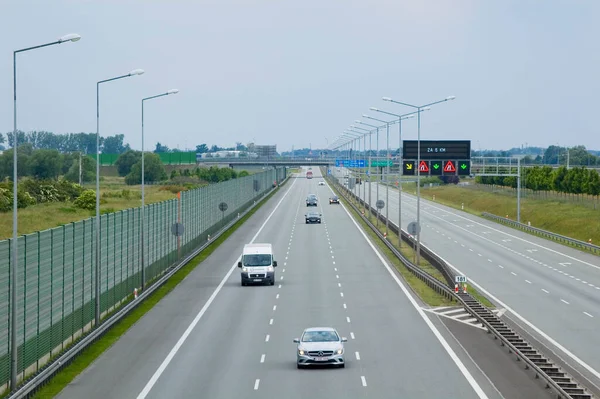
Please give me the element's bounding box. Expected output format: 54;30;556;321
329;196;339;204
238;243;277;286
294;327;347;368
305;211;322;224
306;194;318;206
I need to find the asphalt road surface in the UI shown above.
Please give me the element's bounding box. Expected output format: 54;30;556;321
56;169;550;399
348;174;600;389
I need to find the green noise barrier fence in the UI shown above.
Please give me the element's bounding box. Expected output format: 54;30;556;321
0;167;286;390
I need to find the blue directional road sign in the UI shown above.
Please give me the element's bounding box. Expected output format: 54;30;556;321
335;159;366;168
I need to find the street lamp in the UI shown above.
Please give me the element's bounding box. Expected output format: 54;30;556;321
345;129;368;204
141;89;179;290
383;95;456;264
10;32;81;390
365;110;418;247
95;68;144;327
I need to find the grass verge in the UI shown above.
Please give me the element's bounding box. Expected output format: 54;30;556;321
331;182;495;308
414;184;599;245
29;184;285;399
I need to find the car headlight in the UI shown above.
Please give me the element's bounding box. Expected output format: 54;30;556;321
336;348;343;355
298;349;305;356
267;266;274;272
242;267;249;272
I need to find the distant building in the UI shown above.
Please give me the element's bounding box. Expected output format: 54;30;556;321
255;145;277;158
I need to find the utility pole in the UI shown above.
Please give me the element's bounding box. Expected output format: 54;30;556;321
79;152;82;186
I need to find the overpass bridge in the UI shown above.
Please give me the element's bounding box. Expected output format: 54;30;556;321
196;157;335;167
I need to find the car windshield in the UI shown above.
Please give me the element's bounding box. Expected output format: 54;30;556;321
331;196;338;200
243;254;272;266
307;212;319;217
302;330;339;342
308;194;317;199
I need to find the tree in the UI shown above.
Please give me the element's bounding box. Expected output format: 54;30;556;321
0;143;34;180
115;150;142;176
125;153;167;185
196;144;209;153
102;134;128;154
64;154;96;183
29;149;63;179
154;142;170;153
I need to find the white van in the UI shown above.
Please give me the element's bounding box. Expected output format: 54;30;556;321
238;243;278;286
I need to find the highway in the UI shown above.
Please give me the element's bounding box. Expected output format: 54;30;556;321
348;174;600;389
54;168;523;399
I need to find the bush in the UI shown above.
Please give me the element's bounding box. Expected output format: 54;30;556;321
0;187;36;212
159;185;188;194
0;188;12;212
125;153;167;185
238;170;250;177
74;189;97;210
115;150;142;177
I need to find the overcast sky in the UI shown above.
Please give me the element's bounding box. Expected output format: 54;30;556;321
1;0;599;153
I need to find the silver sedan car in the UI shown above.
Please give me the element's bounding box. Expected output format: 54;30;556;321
293;327;347;368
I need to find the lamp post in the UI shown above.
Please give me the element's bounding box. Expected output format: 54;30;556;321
365;110;417;247
382;95;456;264
141;89;179;290
95;68;144;327
342;131;362;196
10;32;81;390
353;122;382;218
346;129;368;205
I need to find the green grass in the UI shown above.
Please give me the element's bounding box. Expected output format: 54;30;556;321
0;180;177;240
29;183;285;399
414;184;600;244
330;181;494;308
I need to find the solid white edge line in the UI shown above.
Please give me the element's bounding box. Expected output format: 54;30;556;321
136;178;298;399
433;251;600;382
410;194;600;271
329;182;489;399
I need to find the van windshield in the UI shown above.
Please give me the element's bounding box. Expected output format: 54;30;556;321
243;254;272;266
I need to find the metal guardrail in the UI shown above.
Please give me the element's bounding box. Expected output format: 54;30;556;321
326;173;592;399
8;176;289;399
481;212;600;255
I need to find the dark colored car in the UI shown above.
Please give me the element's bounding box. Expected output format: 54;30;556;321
305;211;322;224
329;196;340;204
306;194;318;206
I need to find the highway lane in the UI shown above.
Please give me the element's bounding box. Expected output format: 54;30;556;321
58;168;511;399
352;176;600;386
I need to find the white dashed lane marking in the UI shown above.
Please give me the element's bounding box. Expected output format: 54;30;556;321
265;334;270;342
361;376;367;387
254;379;260;390
542;289;549;294
584;312;594;318
561;299;570;305
260;354;265;363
